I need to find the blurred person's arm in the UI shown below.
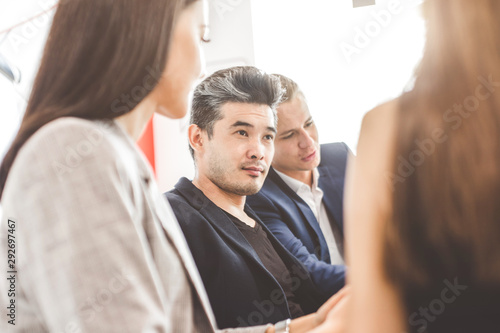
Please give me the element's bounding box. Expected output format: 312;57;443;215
343;100;406;333
1;119;191;332
255;287;349;333
307;287;350;333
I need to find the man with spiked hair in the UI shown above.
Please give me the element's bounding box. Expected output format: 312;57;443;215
165;67;337;331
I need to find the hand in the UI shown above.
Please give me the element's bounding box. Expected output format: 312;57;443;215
315;285;350;326
309;296;349;333
265;286;351;333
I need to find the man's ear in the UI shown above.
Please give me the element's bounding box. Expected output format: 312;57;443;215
188;124;204;155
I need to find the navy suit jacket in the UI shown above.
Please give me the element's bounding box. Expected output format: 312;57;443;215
165;178;325;329
246;142;349;297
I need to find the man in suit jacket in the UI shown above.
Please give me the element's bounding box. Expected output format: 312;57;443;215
165;67;332;331
247;74;349;298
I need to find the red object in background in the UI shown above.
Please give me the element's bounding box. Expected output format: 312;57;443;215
137;117;156;175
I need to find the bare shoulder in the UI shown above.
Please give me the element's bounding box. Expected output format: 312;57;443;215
360;99;399;142
344;100;406;333
357;99;399;169
346;99;400;216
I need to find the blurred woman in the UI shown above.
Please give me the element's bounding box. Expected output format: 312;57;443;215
0;0;221;331
345;1;500;332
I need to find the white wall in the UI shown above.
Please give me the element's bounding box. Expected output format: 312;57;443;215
155;0;257;192
0;1;55;160
0;0;426;192
251;0;426;151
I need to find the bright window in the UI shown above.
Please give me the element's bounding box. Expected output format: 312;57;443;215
251;0;426;151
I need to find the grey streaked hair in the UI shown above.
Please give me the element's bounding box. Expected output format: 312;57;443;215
189;66;284;157
272;73;305;104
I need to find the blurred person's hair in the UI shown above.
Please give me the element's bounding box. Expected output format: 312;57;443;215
272;73;305;104
189;66;284;158
385;0;500;324
0;0;198;198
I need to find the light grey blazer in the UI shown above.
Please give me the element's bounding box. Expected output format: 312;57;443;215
0;118;270;333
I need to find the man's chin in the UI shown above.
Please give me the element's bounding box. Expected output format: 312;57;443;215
241;185;262;196
219;181;262;197
298;162;319;172
307;156;321;169
240;180;263;196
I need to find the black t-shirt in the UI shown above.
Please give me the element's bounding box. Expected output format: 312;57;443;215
224;211;305;318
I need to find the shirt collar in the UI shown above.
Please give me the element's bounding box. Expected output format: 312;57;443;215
274;168;321;194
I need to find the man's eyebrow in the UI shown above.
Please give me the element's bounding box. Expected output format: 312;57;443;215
230;121;253;128
230;121;276;134
267;126;277;134
279;117;313;137
280;128;295;137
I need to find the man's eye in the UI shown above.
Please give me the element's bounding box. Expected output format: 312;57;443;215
305;121;314;128
264;135;274;141
237;130;248;136
282;133;294;139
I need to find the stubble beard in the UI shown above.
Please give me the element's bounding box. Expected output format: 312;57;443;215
208;157;261;196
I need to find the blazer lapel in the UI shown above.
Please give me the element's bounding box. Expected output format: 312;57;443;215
174;178;270;273
268;168;329;256
317;165;344;234
155;194;218;327
141;177;218;328
112;120;217;328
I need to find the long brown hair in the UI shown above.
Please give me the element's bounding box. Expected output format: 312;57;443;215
0;0;197;198
385;0;500;316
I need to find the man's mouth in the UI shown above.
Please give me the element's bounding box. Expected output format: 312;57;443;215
242;166;265;177
301;150;317;162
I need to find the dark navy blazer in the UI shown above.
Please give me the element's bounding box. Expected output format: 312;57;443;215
165;178;325;329
246;142;349;297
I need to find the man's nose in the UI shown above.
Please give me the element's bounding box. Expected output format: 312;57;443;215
298;129;315;149
248;139;265;160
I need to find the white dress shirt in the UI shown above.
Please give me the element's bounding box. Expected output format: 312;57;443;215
275;168;344;265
